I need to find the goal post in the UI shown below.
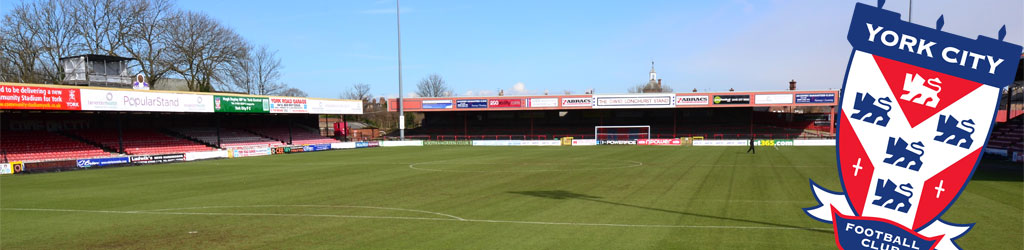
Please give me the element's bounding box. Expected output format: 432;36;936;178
595;125;651;142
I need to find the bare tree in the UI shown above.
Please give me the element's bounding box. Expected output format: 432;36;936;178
342;83;373;102
123;0;174;87
279;87;307;97
416;73;452;97
226;45;283;95
70;0;131;55
0;0;82;84
164;10;247;91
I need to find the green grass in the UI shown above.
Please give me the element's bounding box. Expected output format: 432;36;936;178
1;146;1020;249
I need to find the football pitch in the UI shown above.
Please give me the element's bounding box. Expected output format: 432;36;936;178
1;146;1021;249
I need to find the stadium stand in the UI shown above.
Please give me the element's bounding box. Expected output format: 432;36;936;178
249;127;340;145
73;129;213;155
168;127;286;149
988;115;1023;154
1;131;114;162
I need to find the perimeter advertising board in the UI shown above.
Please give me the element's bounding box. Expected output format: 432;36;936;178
528;98;559;107
754;94;794;104
269;97;308;113
592;94;674;109
456;99;487;109
711;95;751;105
130;154;185;164
214;95;269;113
0;84;82;110
80;89;213;112
488;99;523;108
560;97;592;107
795;93;837;104
422;100;453;109
675;95;709;106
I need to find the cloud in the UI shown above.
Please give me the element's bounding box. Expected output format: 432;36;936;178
511;82;528;94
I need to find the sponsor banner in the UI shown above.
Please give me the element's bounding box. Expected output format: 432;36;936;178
795;93;837;104
560;137;573;146
593;94;674;109
519;140;561;146
80;89;213;112
130;154;185;164
184;150;229;161
637;138;682;145
0;84;82;110
754;94;794;104
472;140;560;146
793;139;836;146
753;139;795;146
76;156;130;168
367;141;380;147
0;163;11;175
269;97;308;113
308;99;363;114
692;140;749;146
9;161;24;173
380;141;424;147
355;142;370;148
214;95;269;113
560;97;593;107
675;95;709;106
230;147;272;158
456;99;488;109
571;139;597;146
529;98;559;108
301;144;332;152
712;95;751;105
598;140;638;145
331;142;357;149
488;99;523;108
422;100;453;109
423;140;472;146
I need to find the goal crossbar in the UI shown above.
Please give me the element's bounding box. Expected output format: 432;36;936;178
595;125;651;140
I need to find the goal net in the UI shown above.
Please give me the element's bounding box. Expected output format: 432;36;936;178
595;125;650;143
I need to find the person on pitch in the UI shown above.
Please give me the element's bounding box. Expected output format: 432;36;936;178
746;136;755;154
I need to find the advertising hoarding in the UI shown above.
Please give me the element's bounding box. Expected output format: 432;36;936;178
488;99;523;108
675;95;709;106
692;140;749;146
308;99;363;114
456;99;487;108
592;94;674;109
711;95;751;105
754;94;794;104
230;147;272;158
130;154;185;164
76;157;131;168
794;93;836;104
560;97;592;107
80;89;213;112
0;84;82;110
637;138;682;145
269;97;308;113
214;95;269;113
528;98;559;107
422;100;453;109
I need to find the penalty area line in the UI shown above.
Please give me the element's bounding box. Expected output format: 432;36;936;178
1;207;829;231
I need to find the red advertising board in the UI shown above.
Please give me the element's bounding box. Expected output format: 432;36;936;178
637;139;681;145
488;99;523;108
0;84;82;110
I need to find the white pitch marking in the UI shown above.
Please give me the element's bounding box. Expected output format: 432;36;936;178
408;160;644;173
142;205;466;221
1;207;831;231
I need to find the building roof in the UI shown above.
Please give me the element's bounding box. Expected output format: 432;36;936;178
59;54;135;62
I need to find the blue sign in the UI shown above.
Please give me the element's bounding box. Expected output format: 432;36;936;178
76;157;131;168
456;99;488;108
303;144;331;152
795;93;836;103
355;142;370;148
421;100;452;109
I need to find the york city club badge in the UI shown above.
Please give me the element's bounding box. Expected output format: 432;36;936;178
805;1;1022;249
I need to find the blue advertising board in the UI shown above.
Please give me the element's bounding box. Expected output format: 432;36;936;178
794;93;836;104
421;100;452;109
303;144;332;152
76;157;131;168
355;142;370;148
456;99;488;109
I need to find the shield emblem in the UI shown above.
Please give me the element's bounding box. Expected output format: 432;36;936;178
806;1;1021;250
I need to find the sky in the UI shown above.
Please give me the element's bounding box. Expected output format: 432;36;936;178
3;0;1022;99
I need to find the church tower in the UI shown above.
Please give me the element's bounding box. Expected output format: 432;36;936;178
649;61;657;82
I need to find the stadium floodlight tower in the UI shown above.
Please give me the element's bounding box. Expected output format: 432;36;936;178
594;125;651;141
396;0;405;140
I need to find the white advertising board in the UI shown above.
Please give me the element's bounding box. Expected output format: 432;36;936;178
560;97;593;107
184;150;229;161
692;140;749;146
0;163;11;175
80;89;213;112
308;99;363;115
380;141;424;147
472;140;561;146
675;95;709;106
528;98;559;108
754;94;794;104
331;142;357;149
592;94;674;109
269;97;308;113
571;139;597;146
793;139;836;146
